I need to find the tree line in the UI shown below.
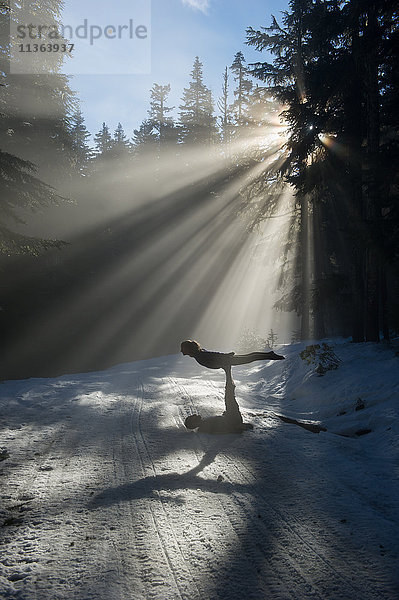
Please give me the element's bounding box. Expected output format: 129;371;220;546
70;52;257;170
57;0;399;344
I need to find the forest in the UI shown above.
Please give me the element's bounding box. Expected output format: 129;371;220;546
1;0;398;379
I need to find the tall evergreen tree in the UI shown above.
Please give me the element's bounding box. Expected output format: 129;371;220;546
179;56;218;145
217;67;233;145
113;122;130;157
130;119;159;181
246;0;399;342
131;119;158;155
247;1;315;339
93;122;113;158
0;0;71;254
0;1;76;183
132;119;158;147
229;51;253;127
148;83;176;148
379;0;399;336
0;150;65;255
70;108;92;175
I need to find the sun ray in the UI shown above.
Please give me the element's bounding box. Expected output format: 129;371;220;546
3;113;298;376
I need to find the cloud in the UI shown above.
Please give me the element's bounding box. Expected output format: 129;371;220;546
182;0;210;13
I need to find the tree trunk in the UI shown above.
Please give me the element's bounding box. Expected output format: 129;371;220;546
300;193;310;340
380;263;390;341
346;12;365;342
364;1;380;342
365;246;379;341
313;198;326;339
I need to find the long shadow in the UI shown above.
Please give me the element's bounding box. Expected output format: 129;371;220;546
88;435;244;510
2;354;398;599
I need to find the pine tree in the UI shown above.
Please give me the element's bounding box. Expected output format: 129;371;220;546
132;119;158;147
179;56;218;145
113;122;130;157
0;0;71;254
217;67;233;145
93;122;113;158
70;108;92;175
229;52;253;127
246;0;399;341
130;119;159;180
0;2;76;183
266;328;278;349
379;0;399;337
131;119;158;156
247;1;315;339
148;83;176;148
0;150;65;255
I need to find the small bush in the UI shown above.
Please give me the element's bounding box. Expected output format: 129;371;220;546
299;343;341;375
266;328;279;349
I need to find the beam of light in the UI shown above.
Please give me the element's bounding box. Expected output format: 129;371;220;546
3;113;299;377
317;132;337;149
193;189;295;348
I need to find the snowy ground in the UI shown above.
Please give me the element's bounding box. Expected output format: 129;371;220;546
1;339;399;600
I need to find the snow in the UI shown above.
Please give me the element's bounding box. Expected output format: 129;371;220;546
1;339;399;599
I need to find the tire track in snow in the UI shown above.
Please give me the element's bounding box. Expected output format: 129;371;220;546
167;375;303;599
230;446;398;600
168;375;326;599
165;375;265;598
121;377;203;600
1;393;137;600
212;448;359;600
158;375;290;598
166;375;395;600
187;377;385;598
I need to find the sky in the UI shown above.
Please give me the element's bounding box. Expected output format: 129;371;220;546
62;0;290;140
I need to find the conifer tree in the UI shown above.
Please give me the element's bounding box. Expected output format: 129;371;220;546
0;150;65;255
113;122;130;157
0;0;71;254
148;83;176;148
0;2;76;182
93;123;113;158
247;1;315;339
70;108;92;175
379;0;399;337
130;119;159;180
179;56;218;145
131;119;158;160
246;0;399;341
229;51;253;127
131;119;158;148
217;67;233;145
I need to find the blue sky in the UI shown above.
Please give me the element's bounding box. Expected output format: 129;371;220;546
65;0;290;141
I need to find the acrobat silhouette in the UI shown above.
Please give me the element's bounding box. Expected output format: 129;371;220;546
181;340;284;434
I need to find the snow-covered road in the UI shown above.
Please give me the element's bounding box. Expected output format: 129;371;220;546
1;343;399;599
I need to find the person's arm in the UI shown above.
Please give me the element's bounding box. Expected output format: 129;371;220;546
223;377;242;425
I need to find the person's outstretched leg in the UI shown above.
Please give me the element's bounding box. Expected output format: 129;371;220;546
231;351;284;366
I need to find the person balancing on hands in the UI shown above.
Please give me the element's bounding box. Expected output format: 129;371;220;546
181;340;285;434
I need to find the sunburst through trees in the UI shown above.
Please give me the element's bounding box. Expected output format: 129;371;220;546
1;0;398;379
